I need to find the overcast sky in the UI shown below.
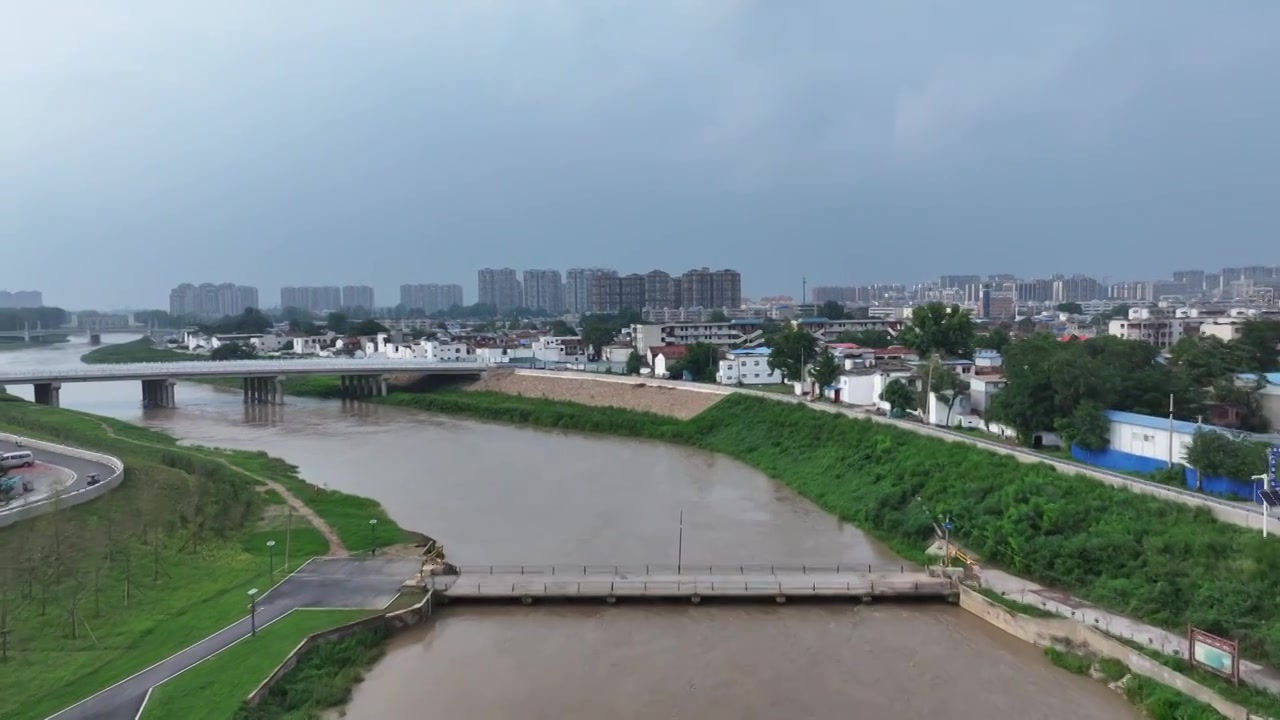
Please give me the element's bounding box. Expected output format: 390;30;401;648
3;1;1278;310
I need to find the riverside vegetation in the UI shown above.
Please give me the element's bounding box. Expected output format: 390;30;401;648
0;394;413;720
380;389;1280;673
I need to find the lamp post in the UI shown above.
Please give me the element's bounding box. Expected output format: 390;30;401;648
1254;474;1271;538
247;588;259;636
369;519;378;556
266;540;276;577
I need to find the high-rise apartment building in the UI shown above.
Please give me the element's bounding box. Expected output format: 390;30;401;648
477;268;522;312
1172;270;1206;291
939;275;981;289
341;285;375;310
679;268;742;309
0;290;43;308
1051;275;1103;303
565;268;617;314
1013;279;1052;304
169;282;259;319
522;270;564;313
280;286;342;313
643;270;679;309
590;273;646;313
399;283;464;313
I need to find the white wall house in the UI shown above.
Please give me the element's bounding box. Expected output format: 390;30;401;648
716;348;781;386
475;346;535;364
650;346;687;379
249;334;290;353
1108;307;1189;349
291;332;337;355
533;336;587;363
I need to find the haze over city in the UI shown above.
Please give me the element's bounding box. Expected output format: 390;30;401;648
4;2;1279;309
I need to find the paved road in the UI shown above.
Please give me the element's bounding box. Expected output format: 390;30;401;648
0;438;115;513
48;557;421;720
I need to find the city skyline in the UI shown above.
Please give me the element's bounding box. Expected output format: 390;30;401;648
6;4;1279;309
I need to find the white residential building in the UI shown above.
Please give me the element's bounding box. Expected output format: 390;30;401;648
657;319;766;347
716;348;782;386
475;346;535;364
533;336;588;363
1107;307;1189;348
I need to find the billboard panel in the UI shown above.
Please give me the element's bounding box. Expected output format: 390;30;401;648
1188;627;1240;683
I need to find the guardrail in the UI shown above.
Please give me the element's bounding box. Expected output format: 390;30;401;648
435;578;950;596
0;358;493;383
451;563;915;576
0;433;124;528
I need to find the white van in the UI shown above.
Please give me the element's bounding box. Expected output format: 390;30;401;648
1;451;35;469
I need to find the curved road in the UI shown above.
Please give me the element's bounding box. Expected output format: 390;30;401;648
0;438;115;514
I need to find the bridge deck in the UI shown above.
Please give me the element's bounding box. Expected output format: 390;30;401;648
430;568;954;601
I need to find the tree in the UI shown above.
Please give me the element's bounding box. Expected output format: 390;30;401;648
549;320;575;337
1055;302;1084;315
818;301;847;321
767;326;818;383
1015;317;1037;335
580;323;617;358
880;378;915;414
325;312;350;335
808;350;842;396
706;309;729;323
1170;335;1245;388
1235;318;1280;373
349;319;389;336
834;329;894;348
1183;429;1269;485
916;356;969;425
1054;401;1110;451
898;302;975;359
685;343;720;382
625;350;643;376
848;306;871;319
977;326;1012;354
210;342;256;361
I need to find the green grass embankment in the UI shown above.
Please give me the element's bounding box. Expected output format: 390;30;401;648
81;337;198;364
0;399;409;720
140;608;369;720
388;389;1280;671
234;621;391;719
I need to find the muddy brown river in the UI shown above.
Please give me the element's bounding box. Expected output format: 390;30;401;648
1;336;1136;719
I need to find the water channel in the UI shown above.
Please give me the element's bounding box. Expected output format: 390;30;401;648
1;336;1137;719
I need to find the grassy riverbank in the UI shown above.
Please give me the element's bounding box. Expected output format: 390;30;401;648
81;337;198;364
388;389;1280;671
1043;647;1222;719
0;398;413;720
140;608;369;720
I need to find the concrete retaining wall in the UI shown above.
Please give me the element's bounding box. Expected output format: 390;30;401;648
243;591;437;707
959;587;1265;720
0;432;124;528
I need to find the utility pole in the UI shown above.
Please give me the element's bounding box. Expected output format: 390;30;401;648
1168;393;1175;466
802;277;807;305
677;510;684;575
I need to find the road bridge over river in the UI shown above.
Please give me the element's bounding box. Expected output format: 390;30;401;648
0;359;489;409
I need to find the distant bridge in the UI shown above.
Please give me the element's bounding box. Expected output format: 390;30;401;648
0;359;489;409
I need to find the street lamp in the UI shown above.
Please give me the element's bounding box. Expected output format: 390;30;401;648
266;540;276;577
369;519;378;556
247;588;259;636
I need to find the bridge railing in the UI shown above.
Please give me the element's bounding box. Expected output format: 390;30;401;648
450;563;915;576
431;578;952;595
0;358;493;382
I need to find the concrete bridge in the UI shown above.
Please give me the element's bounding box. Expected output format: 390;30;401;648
0;359;489;409
427;564;959;604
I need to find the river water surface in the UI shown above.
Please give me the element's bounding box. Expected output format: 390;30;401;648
1;336;1136;719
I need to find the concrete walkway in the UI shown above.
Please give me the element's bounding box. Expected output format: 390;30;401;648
976;565;1280;695
47;557;421;720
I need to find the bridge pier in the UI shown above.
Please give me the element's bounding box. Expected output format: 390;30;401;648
89;333;101;346
141;379;176;408
33;382;61;408
242;377;284;405
340;375;380;398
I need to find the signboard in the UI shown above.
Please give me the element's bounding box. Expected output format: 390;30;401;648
1188;627;1240;684
1269;445;1280;485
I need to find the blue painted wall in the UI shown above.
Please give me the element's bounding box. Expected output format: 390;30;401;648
1070;445;1257;501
